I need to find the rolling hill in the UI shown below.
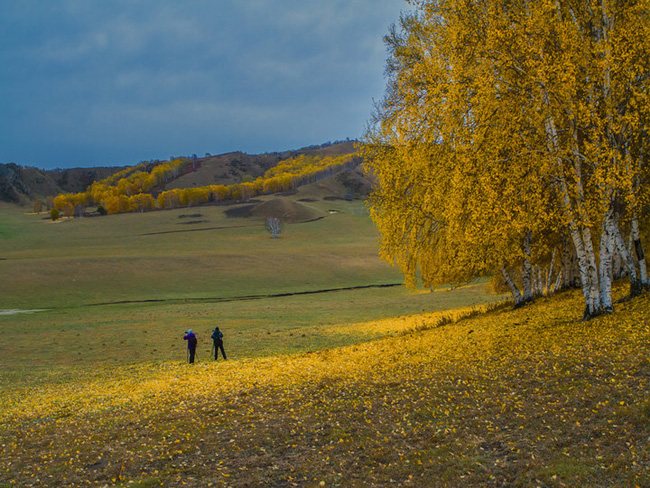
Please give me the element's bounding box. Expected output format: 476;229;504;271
0;140;367;205
0;163;128;204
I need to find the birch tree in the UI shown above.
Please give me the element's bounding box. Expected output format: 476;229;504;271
365;0;649;318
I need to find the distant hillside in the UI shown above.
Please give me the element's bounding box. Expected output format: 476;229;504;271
163;141;358;192
0;141;363;205
0;163;128;204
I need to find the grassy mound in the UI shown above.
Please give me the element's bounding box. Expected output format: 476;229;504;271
299;168;372;201
1;285;648;487
225;197;323;222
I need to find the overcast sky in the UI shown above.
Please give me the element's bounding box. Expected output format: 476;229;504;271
0;1;407;170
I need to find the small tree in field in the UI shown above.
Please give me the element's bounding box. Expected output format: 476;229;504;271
265;216;283;238
33;200;44;214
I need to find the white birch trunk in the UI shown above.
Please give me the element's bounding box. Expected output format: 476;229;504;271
545;249;557;295
553;158;601;315
552;270;563;294
609;216;642;296
544;109;600;319
544;98;601;318
631;216;648;288
561;234;577;289
528;266;535;298
578;224;602;318
500;265;524;308
521;232;534;303
611;242;626;280
598;205;615;313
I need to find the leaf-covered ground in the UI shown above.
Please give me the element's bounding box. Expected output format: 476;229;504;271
1;286;649;487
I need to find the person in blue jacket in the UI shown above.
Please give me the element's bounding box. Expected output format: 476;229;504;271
183;329;197;363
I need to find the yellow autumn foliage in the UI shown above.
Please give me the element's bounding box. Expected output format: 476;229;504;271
365;0;650;316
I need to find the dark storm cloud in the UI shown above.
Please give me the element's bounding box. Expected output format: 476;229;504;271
0;0;407;169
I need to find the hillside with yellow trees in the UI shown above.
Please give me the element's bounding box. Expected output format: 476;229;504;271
50;141;362;217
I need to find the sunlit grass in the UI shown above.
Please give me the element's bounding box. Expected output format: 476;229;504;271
0;282;502;388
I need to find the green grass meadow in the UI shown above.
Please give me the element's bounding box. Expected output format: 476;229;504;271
2;199;392;308
0;195;501;386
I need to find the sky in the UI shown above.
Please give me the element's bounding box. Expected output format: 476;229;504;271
0;1;408;170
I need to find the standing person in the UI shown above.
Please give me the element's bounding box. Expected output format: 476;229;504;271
211;327;226;360
183;329;197;364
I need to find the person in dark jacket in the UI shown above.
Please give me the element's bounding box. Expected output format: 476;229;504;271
183;329;197;363
211;327;226;360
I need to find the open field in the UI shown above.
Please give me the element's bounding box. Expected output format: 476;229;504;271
3;191;647;487
0;284;497;385
0;190;502;385
1;195;399;309
1;283;648;487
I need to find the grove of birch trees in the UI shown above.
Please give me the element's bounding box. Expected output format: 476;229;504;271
365;0;650;318
53;153;360;216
